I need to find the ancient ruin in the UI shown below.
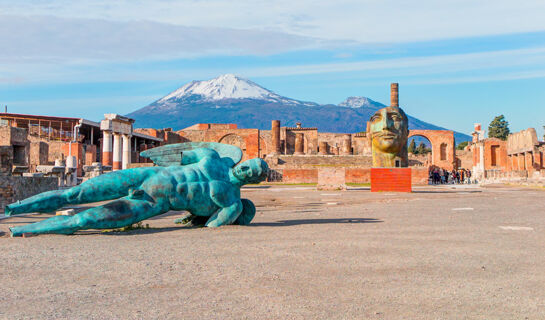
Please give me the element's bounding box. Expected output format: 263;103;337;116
470;124;545;185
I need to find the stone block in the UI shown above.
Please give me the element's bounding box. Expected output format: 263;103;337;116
317;168;346;190
56;209;75;216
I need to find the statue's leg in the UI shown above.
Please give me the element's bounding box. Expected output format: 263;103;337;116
9;197;166;237
5;169;151;216
233;199;256;225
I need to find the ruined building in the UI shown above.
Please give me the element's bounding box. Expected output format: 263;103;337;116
469;123;545;185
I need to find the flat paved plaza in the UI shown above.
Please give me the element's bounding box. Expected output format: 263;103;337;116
1;185;544;319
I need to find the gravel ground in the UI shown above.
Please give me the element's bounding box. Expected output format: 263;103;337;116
0;184;544;319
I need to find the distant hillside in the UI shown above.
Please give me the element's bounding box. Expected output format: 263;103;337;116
127;74;471;143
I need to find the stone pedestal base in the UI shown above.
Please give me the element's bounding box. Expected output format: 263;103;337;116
371;168;412;192
317;167;346;190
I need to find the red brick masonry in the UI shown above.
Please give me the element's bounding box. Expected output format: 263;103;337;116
371;168;412;192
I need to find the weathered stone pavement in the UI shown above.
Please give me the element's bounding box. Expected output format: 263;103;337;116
1;184;544;319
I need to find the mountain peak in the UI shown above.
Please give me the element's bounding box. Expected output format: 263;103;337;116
339;96;383;109
159;74;278;102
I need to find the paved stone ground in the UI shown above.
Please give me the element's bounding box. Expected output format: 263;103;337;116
0;184;544;319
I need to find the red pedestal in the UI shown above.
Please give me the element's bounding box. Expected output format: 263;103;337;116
371;168;412;192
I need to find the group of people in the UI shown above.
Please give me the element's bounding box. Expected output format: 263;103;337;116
429;168;472;185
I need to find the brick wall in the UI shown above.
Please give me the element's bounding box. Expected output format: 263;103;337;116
282;169;318;183
270;155;372;168
62;142;84;176
345;168;371;183
84;144;97;165
29;141;49;172
0;146;12;175
411;167;429;185
0;176;58;212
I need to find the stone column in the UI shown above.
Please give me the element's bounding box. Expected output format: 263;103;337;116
122;134;131;170
112;133;122;171
271;120;281;155
102;130;112;166
319;141;329;155
518;153;524;171
341;134;352;155
525;151;533;173
294;133;304;155
391;83;399;107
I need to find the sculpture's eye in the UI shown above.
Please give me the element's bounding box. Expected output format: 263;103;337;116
240;166;249;172
391;114;402;121
370;115;380;122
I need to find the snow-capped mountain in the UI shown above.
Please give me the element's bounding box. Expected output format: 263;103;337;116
156;74;317;107
127;75;471;142
339;96;381;109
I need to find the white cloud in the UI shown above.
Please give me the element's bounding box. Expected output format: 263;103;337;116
241;47;545;78
0;14;322;64
1;0;545;43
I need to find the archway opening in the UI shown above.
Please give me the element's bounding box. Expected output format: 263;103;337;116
407;135;432;167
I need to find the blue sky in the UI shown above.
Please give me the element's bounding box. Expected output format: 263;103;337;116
1;0;545;137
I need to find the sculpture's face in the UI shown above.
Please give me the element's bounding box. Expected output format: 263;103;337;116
370;106;408;154
234;158;269;184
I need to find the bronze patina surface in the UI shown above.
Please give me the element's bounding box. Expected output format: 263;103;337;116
369;105;409;168
5;142;268;236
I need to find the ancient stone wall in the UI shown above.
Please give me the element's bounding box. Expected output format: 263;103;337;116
28;136;65;163
483;138;508;171
455;150;473;169
317;133;349;154
0;176;58;213
317;168;346;190
134;128;187;145
271;167;428;185
177;127;265;161
29;141;49;172
0;126;30;166
0;146;13;175
84;144;97;165
281;126;318;155
507;128;538;154
282;169;318;183
269;155;372;168
62;142;84;176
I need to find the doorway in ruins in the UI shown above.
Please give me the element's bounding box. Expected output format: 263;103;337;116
12;145;26;165
407;135;432;167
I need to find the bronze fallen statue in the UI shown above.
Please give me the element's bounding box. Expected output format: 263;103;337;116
6;142;268;236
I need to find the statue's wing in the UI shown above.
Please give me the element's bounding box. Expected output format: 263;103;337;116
140;142;243;167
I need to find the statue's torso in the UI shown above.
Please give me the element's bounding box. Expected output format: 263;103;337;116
140;157;237;216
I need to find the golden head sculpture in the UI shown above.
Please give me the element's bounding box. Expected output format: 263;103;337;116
369;83;409;167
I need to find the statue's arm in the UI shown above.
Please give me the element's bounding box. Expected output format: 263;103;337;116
180;148;220;165
205;200;243;227
206;181;242;227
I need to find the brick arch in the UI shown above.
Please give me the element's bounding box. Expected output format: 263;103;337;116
408;130;455;170
218;133;246;152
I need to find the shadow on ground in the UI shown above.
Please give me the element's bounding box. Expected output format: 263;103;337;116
250;218;382;227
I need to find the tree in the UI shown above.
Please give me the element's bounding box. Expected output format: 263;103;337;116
417;142;429;154
488;115;510;140
456;141;469;150
408;139;417;154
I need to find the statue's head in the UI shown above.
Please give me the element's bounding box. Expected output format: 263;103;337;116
233;158;269;184
369;106;408;155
